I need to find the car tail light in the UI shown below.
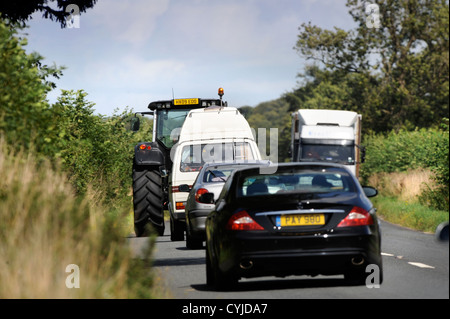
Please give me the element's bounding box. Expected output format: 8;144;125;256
337;206;373;227
226;210;264;231
195;188;209;203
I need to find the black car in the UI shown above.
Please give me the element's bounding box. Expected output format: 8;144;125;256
205;162;382;290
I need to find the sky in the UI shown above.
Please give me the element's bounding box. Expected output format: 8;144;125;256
22;0;356;116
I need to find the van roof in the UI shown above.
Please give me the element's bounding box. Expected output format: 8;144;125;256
296;109;360;127
178;107;255;143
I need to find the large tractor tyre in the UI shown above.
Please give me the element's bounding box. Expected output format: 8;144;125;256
132;165;165;237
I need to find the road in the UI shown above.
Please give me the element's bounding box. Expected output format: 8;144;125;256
128;219;449;299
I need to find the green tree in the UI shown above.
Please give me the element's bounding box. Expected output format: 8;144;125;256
243;99;292;162
0;18;141;204
0;18;63;156
0;1;98;27
291;0;449;132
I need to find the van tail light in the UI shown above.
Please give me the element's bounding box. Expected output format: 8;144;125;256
175;202;185;210
195;188;209;203
226;210;264;231
337;207;373;227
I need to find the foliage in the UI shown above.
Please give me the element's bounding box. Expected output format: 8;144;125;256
0;17;159;298
285;0;449;211
291;0;449;133
361;127;447;176
1;18;153;202
372;196;448;233
0;1;98;27
0;18;63;156
361;123;449;211
240;99;291;162
418;119;449;210
51;89;142;201
284;65;376;132
0;139;155;298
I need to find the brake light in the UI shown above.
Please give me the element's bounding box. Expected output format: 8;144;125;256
226;210;264;231
139;144;151;150
337;207;373;227
195;188;209;203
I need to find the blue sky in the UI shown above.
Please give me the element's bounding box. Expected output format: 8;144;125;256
23;0;356;116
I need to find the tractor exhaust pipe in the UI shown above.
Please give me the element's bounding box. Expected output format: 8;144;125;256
240;260;253;270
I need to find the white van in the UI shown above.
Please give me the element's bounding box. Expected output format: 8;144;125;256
168;106;261;240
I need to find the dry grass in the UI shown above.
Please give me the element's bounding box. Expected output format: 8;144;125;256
368;169;435;203
368;169;448;233
0;140;155;298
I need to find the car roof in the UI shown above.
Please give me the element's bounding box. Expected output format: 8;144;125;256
201;160;271;169
230;161;354;177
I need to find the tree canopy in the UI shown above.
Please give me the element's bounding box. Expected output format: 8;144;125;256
289;0;449;133
0;0;97;27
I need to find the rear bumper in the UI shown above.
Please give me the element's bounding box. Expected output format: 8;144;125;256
218;229;382;278
168;202;185;222
187;209;210;237
237;248;375;278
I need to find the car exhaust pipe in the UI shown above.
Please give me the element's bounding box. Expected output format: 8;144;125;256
351;256;365;266
240;260;253;270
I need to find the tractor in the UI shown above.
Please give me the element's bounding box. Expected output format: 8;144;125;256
131;89;226;236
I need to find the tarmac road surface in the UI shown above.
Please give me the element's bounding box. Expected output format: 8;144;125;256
128;219;449;299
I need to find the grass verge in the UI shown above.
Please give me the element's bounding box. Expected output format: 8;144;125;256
368;169;448;233
0;140;155;298
372;196;448;233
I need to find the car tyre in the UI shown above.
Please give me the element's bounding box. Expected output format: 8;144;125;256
206;245;237;290
186;223;203;249
206;245;214;287
170;216;184;241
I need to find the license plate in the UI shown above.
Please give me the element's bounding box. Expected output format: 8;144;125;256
174;98;199;105
276;214;325;227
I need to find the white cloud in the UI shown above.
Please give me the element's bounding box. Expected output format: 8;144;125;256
82;54;186;91
155;1;286;59
88;0;170;46
24;0;356;116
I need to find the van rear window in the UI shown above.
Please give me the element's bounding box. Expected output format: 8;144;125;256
180;142;254;172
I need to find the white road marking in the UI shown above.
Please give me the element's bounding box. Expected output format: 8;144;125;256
408;262;435;269
381;252;394;256
382;252;435;269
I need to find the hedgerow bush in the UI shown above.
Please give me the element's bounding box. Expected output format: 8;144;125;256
361;127;447;176
418;120;449;211
51;89;144;202
361;121;449;211
1;18;154;206
1;17;157;298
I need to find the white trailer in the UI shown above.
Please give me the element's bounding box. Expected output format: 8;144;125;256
291;109;364;177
